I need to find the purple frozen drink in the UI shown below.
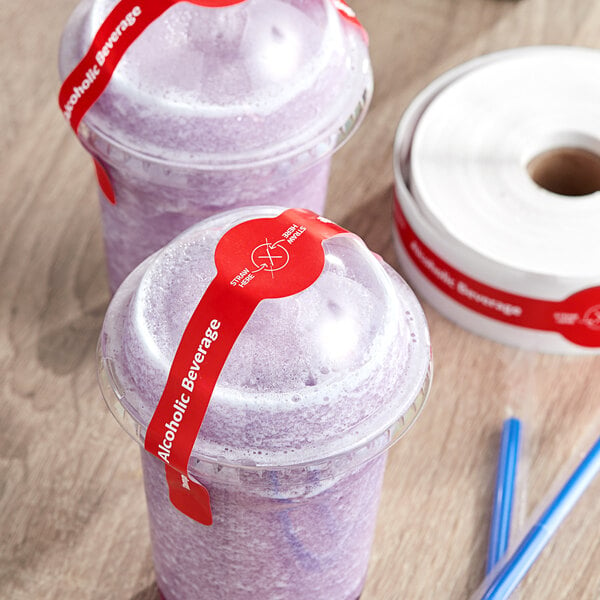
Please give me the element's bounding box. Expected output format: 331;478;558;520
59;0;373;291
98;206;431;599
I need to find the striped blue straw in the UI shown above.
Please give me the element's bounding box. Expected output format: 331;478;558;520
486;418;522;574
472;434;600;600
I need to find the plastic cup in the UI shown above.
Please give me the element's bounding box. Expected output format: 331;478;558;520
59;0;373;291
98;206;431;599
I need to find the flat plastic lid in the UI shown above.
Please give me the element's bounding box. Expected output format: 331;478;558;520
59;0;373;168
99;207;431;471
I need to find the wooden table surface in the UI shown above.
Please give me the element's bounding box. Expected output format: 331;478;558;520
2;1;599;598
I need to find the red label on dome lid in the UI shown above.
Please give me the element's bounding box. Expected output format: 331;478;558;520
393;197;600;348
58;0;247;202
143;209;347;524
59;0;368;202
331;0;368;44
59;0;246;133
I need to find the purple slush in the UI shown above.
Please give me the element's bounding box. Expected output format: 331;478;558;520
98;206;431;599
59;0;373;291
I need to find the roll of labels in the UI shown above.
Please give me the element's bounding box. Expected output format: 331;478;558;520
393;46;600;353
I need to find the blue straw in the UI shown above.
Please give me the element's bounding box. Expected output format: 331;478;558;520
472;434;600;600
486;418;522;574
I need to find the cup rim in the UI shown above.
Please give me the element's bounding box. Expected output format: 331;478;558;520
98;344;432;475
80;81;372;174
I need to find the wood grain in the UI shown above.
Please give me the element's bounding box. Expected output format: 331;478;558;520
1;1;599;599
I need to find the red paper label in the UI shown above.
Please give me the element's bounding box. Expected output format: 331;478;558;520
394;197;600;348
93;158;116;204
60;0;246;132
60;0;367;201
144;209;347;524
59;0;247;201
331;0;368;43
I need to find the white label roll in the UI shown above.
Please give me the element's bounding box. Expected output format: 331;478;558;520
393;46;600;354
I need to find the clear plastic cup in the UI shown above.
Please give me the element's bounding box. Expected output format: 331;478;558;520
98;206;431;600
59;0;373;291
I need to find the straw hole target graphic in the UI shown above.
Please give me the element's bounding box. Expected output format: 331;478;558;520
252;239;290;275
582;305;600;331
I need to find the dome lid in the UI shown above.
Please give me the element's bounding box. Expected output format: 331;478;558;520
59;0;373;169
99;207;431;472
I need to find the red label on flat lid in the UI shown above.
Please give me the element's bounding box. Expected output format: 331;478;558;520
143;209;347;524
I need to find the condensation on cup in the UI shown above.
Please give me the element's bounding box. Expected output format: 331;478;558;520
58;0;373;291
98;206;432;600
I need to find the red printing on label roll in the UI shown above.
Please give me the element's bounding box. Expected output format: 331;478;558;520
393;197;600;347
143;209;347;524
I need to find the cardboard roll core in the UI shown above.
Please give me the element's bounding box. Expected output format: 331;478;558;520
527;147;600;197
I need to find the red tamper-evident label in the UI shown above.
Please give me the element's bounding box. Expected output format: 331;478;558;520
59;0;367;204
58;0;246;203
331;0;368;43
143;209;347;524
394;198;600;348
59;0;246;133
